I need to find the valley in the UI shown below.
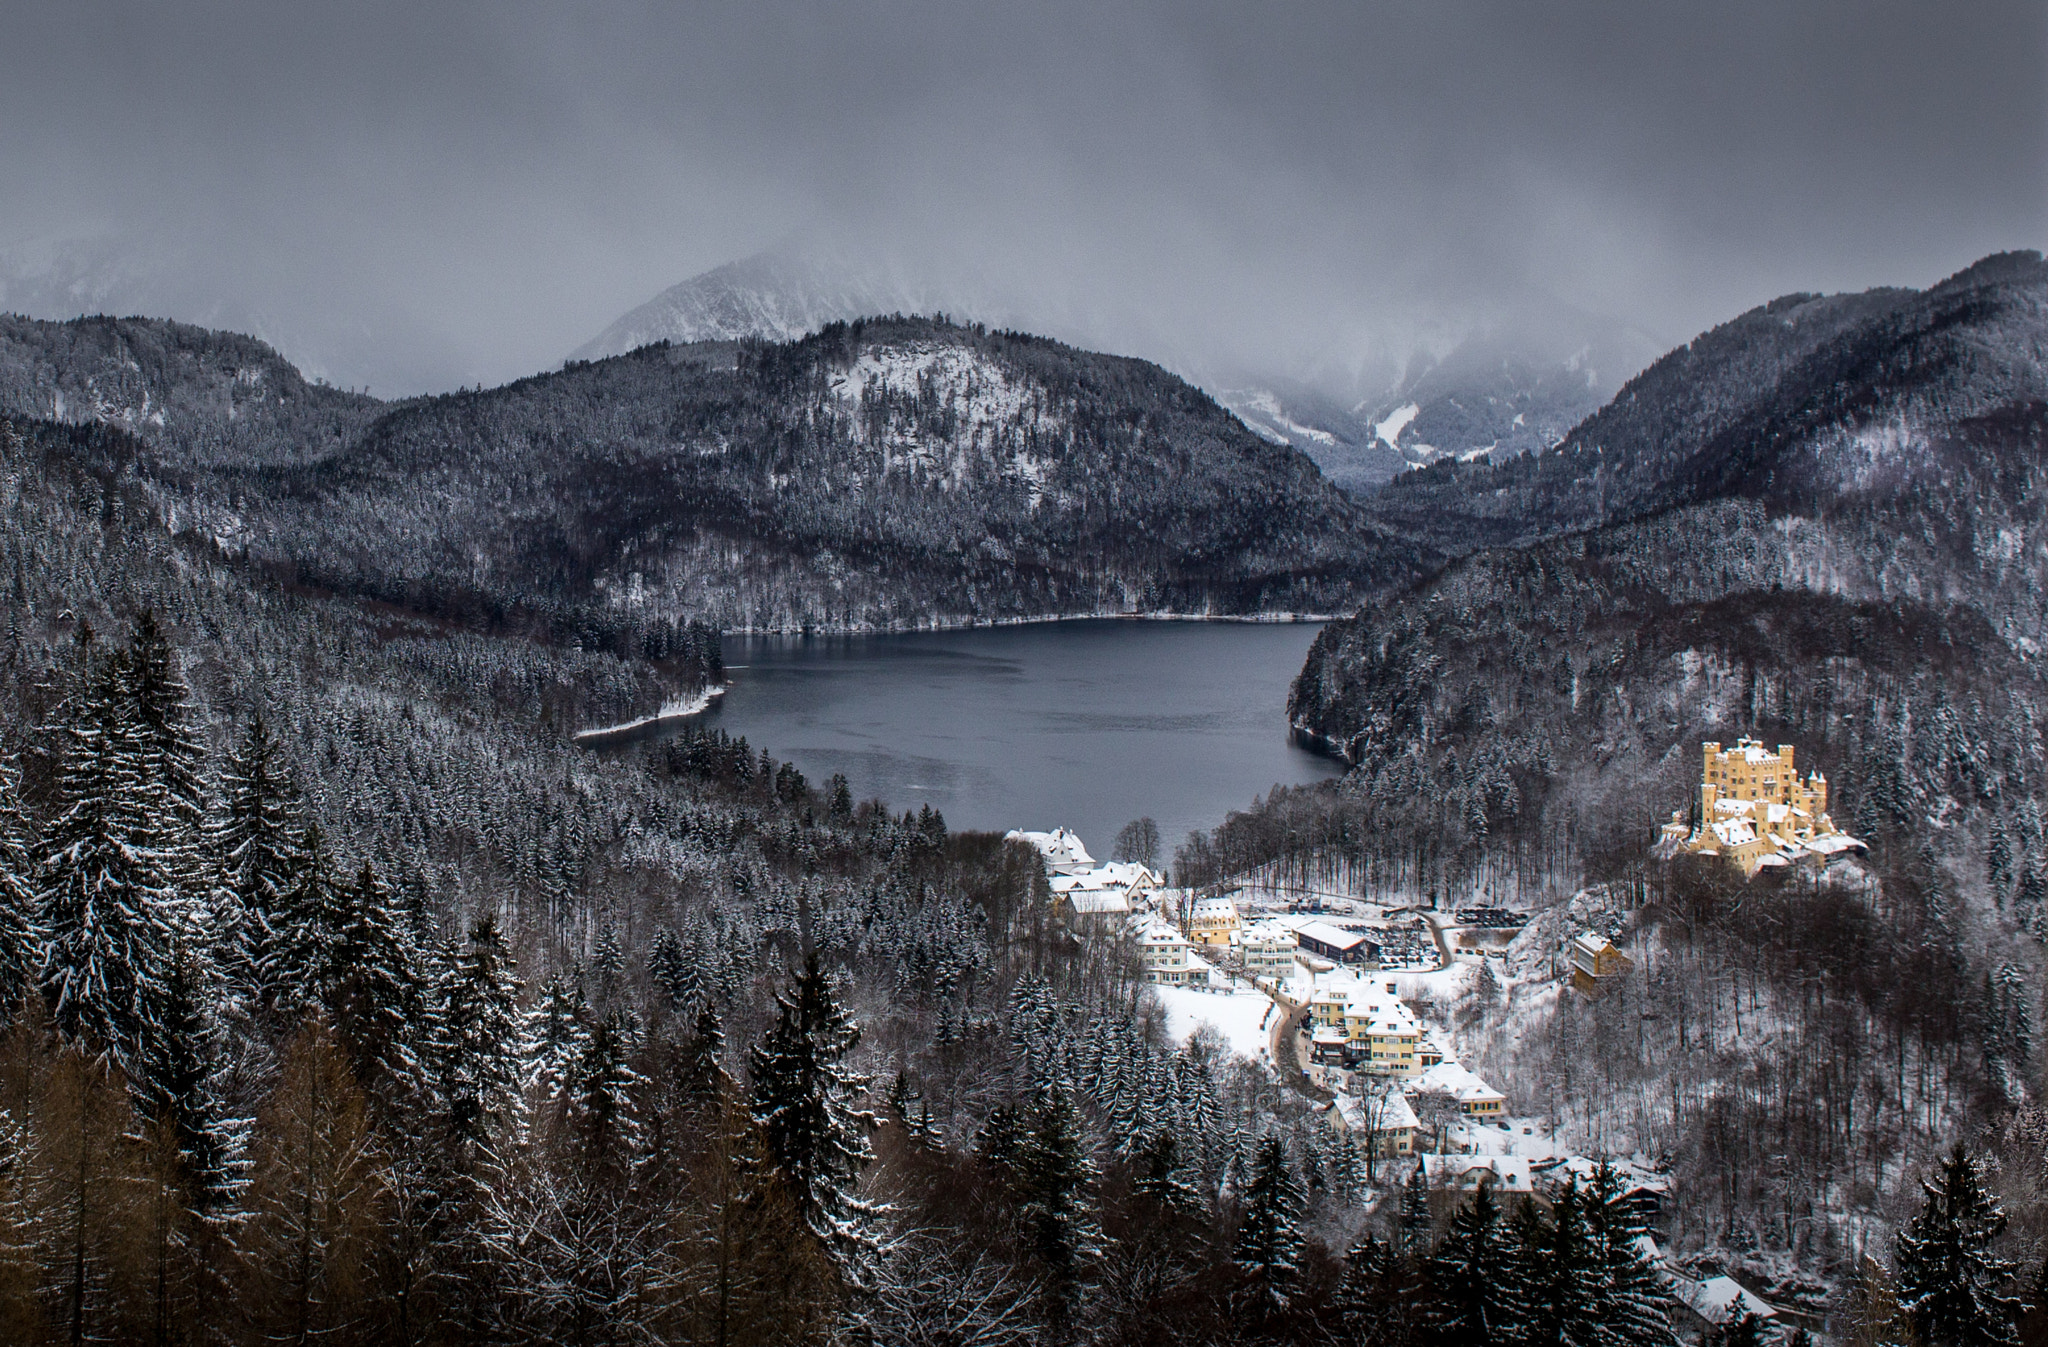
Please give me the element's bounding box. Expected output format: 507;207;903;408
0;249;2042;1341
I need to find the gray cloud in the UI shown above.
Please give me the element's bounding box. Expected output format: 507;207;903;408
0;0;2040;395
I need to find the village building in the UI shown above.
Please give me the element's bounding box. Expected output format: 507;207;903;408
1134;920;1199;985
1567;931;1633;996
1294;920;1381;966
1325;1089;1420;1157
1409;1061;1508;1118
1186;894;1242;946
1236;920;1299;982
1418;1154;1534;1194
1308;986;1353;1033
1005;826;1097;876
1048;859;1162;926
1343;981;1424;1076
1660;738;1866;877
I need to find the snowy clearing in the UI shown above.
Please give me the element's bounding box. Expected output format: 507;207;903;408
1151;981;1279;1063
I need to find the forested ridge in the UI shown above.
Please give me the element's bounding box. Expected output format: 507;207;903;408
0;313;1428;645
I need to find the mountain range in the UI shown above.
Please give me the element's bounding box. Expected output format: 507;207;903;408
574;245;1664;490
0;312;1426;642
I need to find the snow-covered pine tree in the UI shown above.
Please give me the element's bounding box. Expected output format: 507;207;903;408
1014;1083;1098;1331
570;1008;644;1171
1234;1132;1306;1300
1130;1130;1204;1222
1584;1163;1680;1347
647;927;698;1016
523;972;589;1102
748;952;878;1278
209;714;300;997
590;922;625;1011
151;936;240;1205
1895;1145;2025;1347
1422;1182;1518;1344
328;860;423;1096
431;914;526;1157
0;753;38;1014
121;613;208;888
675;1000;729;1117
256;820;345;1022
36;636;180;1086
1334;1235;1415;1344
1399;1160;1433;1253
1505;1177;1604;1347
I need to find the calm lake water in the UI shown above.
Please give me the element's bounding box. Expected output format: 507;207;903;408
694;620;1346;861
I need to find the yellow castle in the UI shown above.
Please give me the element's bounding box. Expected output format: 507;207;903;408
1659;738;1865;877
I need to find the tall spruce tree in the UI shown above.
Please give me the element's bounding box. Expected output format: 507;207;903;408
1337;1236;1420;1347
121;613;207;884
1234;1132;1306;1300
257;820;344;1021
748;952;877;1276
1585;1163;1680;1347
209;714;299;996
435;915;526;1155
1422;1183;1518;1346
1507;1178;1605;1347
37;636;180;1086
0;753;38;1015
327;860;422;1097
1014;1083;1097;1332
1896;1146;2025;1347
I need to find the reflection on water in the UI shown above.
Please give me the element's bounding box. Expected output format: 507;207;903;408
686;620;1345;859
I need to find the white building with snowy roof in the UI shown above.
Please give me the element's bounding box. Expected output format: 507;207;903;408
1005;826;1097;875
1408;1061;1508;1119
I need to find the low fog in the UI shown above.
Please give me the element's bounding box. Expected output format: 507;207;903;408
0;0;2040;396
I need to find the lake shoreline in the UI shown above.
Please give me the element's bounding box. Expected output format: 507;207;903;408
716;609;1335;636
573;684;727;748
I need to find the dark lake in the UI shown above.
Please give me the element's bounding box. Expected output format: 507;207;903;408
691;619;1347;863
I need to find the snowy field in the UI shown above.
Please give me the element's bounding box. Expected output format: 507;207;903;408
1151;982;1281;1062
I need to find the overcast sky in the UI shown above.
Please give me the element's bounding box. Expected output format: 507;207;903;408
1;1;2041;395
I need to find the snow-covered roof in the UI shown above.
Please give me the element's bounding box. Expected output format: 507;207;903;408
1569;931;1613;957
1671;1275;1776;1325
1331;1090;1419;1132
1710;819;1757;847
1190;895;1240;919
1420;1154;1531;1191
1345;996;1421;1037
1804;833;1866;855
1410;1061;1507;1105
1296;920;1374;951
1545;1156;1672;1193
1005;827;1096;874
1065;891;1132;915
1238;920;1297;947
1135;921;1188;948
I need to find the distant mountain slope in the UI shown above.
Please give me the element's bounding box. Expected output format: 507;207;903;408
1360;252;2048;554
579;249;1663;492
571;249;937;360
0;313;381;468
1290;250;2048;885
0;313;1427;640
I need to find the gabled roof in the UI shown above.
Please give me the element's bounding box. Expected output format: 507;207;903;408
1331;1090;1419;1132
1410;1061;1506;1105
1296;920;1375;951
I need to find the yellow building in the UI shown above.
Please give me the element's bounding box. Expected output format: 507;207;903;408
1186;895;1242;947
1661;737;1864;877
1346;1001;1422;1076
